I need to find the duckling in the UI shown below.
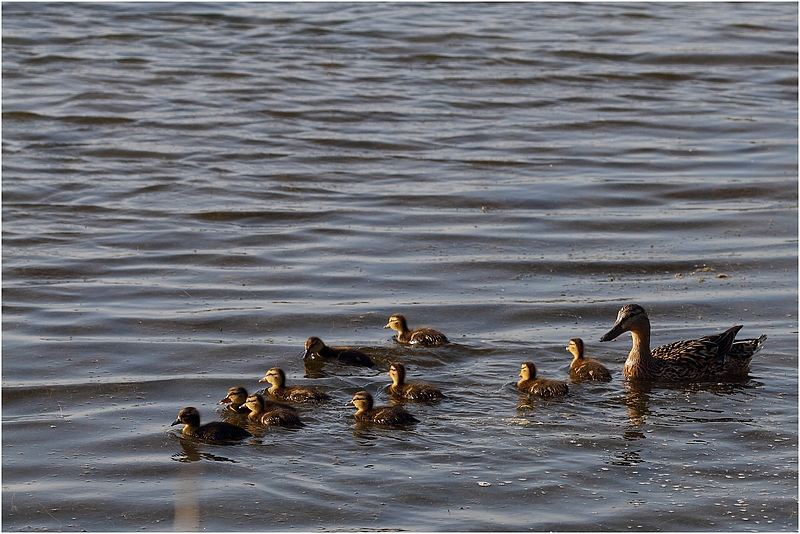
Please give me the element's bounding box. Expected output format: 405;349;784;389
349;390;419;426
518;361;569;398
387;362;445;401
171;407;252;441
259;367;330;404
303;336;375;367
219;386;252;414
599;303;766;381
244;393;304;428
567;338;612;382
384;314;448;346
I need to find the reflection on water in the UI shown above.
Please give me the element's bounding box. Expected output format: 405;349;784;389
173;441;201;532
623;381;653;428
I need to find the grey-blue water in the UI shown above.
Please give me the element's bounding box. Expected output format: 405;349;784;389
2;2;797;531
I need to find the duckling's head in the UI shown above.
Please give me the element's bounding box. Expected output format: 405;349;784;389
599;304;650;342
567;338;584;359
388;362;406;385
303;337;325;359
245;393;266;413
172;407;201;429
220;386;249;406
349;390;374;412
260;367;286;387
384;314;408;332
519;361;537;381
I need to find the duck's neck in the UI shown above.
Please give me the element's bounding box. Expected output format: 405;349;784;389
624;328;654;378
267;383;280;394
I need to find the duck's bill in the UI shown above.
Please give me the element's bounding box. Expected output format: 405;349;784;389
219;397;232;404
258;377;269;383
302;350;312;360
599;324;625;342
171;419;182;426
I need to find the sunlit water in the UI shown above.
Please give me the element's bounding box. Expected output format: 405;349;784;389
2;3;797;531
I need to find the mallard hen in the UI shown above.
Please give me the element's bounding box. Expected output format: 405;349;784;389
599;303;766;381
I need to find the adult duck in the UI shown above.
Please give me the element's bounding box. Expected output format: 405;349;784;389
567;338;612;382
384;314;448;346
599;303;766;381
303;336;375;367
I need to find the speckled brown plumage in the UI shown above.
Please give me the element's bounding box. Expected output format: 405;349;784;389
384;314;448;346
260;367;330;404
245;393;304;428
567;338;612;382
349;390;419;426
387;362;445;401
518;361;569;398
599;303;766;381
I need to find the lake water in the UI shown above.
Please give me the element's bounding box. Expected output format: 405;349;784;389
2;2;797;531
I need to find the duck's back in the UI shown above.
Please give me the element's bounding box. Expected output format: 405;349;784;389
519;378;569;398
193;421;252;441
404;328;448;346
272;386;330;404
389;382;444;401
357;406;419;426
332;347;375;367
249;408;304;428
570;359;612;382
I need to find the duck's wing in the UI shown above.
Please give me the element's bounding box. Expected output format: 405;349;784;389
409;328;449;346
652;325;742;367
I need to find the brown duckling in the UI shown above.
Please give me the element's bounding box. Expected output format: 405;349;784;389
349;390;419;426
171;407;252;441
518;361;569;398
387;362;445;401
384;314;449;346
567;338;612;382
245;393;304;428
303;336;375;367
260;367;330;404
219;386;252;414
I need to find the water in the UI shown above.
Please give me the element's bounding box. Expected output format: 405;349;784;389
2;2;797;531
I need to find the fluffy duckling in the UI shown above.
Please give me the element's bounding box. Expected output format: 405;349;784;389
384;314;449;346
219;386;252;414
518;361;569;398
600;303;767;381
245;393;304;428
567;338;612;382
171;407;252;441
260;367;330;404
349;390;419;426
303;336;375;367
387;362;445;401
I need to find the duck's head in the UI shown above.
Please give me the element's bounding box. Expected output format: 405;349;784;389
303;337;324;359
245;393;266;413
519;361;537;381
260;367;286;387
349;390;374;412
567;338;584;359
172;407;201;428
388;362;406;385
384;314;408;332
599;304;650;342
220;386;248;406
